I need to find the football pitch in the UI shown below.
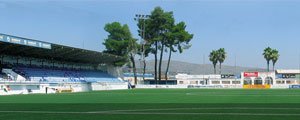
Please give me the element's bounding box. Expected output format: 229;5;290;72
1;89;300;120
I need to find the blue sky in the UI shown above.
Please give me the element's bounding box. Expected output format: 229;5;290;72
0;0;300;69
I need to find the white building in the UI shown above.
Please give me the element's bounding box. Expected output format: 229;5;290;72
241;72;275;85
274;69;300;88
176;74;219;85
175;74;241;88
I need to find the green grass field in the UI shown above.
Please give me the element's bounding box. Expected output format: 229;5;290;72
1;89;300;120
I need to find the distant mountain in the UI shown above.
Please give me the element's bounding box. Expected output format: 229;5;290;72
125;60;266;75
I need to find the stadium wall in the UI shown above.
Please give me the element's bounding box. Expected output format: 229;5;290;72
0;83;49;95
136;84;243;89
271;84;290;89
136;85;188;89
0;82;128;95
91;82;128;90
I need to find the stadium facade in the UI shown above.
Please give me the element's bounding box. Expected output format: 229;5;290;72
133;71;300;89
0;33;128;95
172;71;299;89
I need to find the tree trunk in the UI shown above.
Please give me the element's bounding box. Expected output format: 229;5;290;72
154;41;158;84
273;62;275;71
165;48;172;80
213;64;216;74
158;44;164;81
130;55;137;85
267;61;270;72
143;60;146;81
219;62;222;74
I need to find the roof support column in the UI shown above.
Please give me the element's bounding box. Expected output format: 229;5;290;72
51;58;54;68
0;55;3;64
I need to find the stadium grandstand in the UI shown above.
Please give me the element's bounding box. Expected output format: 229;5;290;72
0;33;128;95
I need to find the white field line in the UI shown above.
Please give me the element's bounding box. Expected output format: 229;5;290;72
185;93;300;96
0;111;300;116
58;92;300;97
88;107;300;113
187;95;300;96
49;91;300;96
1;107;300;116
90;112;300;116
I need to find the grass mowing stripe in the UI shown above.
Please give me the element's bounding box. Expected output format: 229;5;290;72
0;111;300;116
2;107;300;113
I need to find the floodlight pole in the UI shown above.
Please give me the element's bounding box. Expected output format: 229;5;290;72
134;14;150;81
299;53;300;82
203;54;205;85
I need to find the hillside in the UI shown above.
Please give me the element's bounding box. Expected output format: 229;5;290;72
127;60;266;75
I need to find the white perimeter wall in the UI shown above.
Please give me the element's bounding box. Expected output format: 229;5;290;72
136;84;243;89
0;82;128;95
91;82;128;90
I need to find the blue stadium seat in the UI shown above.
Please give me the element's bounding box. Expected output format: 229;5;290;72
13;67;122;83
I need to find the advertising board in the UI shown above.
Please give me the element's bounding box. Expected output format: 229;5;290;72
244;72;258;77
0;34;51;49
289;85;300;89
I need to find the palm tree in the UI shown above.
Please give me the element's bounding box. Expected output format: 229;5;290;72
209;50;218;74
263;47;272;72
217;48;227;74
271;49;279;71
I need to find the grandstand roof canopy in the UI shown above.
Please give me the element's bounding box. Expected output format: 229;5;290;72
0;33;123;64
